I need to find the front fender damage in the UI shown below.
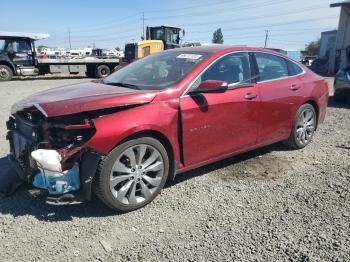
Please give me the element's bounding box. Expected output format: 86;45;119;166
5;93;154;201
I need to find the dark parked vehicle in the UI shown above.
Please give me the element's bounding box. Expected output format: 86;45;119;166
0;32;120;81
310;58;329;76
0;33;40;80
301;56;317;67
334;67;350;102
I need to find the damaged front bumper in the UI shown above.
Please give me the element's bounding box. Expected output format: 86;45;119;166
6;111;101;202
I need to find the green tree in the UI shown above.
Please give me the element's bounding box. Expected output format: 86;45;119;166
212;28;224;44
305;39;320;56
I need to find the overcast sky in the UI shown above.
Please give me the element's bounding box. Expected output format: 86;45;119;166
0;0;341;50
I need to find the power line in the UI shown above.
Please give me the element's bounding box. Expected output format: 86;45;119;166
44;15;335;47
48;6;333;43
46;1;329;42
48;0;291;36
144;0;237;14
146;0;285;20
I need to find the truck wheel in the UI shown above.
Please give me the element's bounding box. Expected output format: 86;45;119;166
0;65;13;81
95;65;110;78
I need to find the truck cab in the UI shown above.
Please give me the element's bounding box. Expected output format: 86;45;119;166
0;32;49;81
146;25;181;50
124;25;182;63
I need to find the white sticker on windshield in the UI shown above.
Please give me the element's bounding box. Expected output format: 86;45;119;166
177;54;202;60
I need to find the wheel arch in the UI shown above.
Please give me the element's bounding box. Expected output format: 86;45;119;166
303;99;319;129
0;60;16;74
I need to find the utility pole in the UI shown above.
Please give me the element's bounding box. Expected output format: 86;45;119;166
142;12;145;39
264;30;269;48
68;28;72;49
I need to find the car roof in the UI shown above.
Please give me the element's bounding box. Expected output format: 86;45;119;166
171;45;285;56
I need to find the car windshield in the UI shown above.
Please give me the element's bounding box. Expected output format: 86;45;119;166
103;51;209;90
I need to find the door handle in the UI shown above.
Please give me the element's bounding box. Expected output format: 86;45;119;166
244;92;258;100
290;84;301;91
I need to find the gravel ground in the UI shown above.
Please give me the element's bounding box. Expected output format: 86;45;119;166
0;77;349;261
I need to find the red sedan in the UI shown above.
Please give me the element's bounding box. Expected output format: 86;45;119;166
7;46;329;211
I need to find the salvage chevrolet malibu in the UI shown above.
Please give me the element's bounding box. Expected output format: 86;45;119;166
6;46;329;212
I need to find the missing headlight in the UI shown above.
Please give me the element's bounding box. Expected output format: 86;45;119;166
49;127;95;148
42;118;96;149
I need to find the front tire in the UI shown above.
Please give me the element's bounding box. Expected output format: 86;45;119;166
94;137;169;212
284;103;316;149
0;65;13;81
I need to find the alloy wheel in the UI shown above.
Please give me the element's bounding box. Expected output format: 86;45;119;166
109;144;164;205
295;108;316;145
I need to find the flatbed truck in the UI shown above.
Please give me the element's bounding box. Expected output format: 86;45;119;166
0;32;120;81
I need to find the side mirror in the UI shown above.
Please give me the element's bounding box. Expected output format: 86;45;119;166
189;80;228;95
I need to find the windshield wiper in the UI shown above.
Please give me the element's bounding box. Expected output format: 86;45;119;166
103;81;141;90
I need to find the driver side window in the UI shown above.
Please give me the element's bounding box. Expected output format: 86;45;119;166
201;52;251;86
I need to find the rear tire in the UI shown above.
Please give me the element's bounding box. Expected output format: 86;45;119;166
283;103;316;149
93;137;169;212
0;65;13;81
95;65;110;78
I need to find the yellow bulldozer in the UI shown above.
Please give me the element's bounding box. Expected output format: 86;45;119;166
123;25;182;63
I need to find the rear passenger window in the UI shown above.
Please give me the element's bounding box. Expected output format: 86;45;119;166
255;53;288;81
286;60;304;76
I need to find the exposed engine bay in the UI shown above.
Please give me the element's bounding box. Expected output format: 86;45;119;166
5;106;101;201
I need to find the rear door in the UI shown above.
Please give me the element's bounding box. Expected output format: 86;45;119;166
253;52;304;144
180;52;260;166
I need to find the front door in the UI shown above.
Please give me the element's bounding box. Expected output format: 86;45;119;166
7;38;34;67
180;52;260;166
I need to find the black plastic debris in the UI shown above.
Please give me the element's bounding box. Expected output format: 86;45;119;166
0;156;25;197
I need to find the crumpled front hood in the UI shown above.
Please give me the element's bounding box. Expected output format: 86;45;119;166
11;81;158;117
